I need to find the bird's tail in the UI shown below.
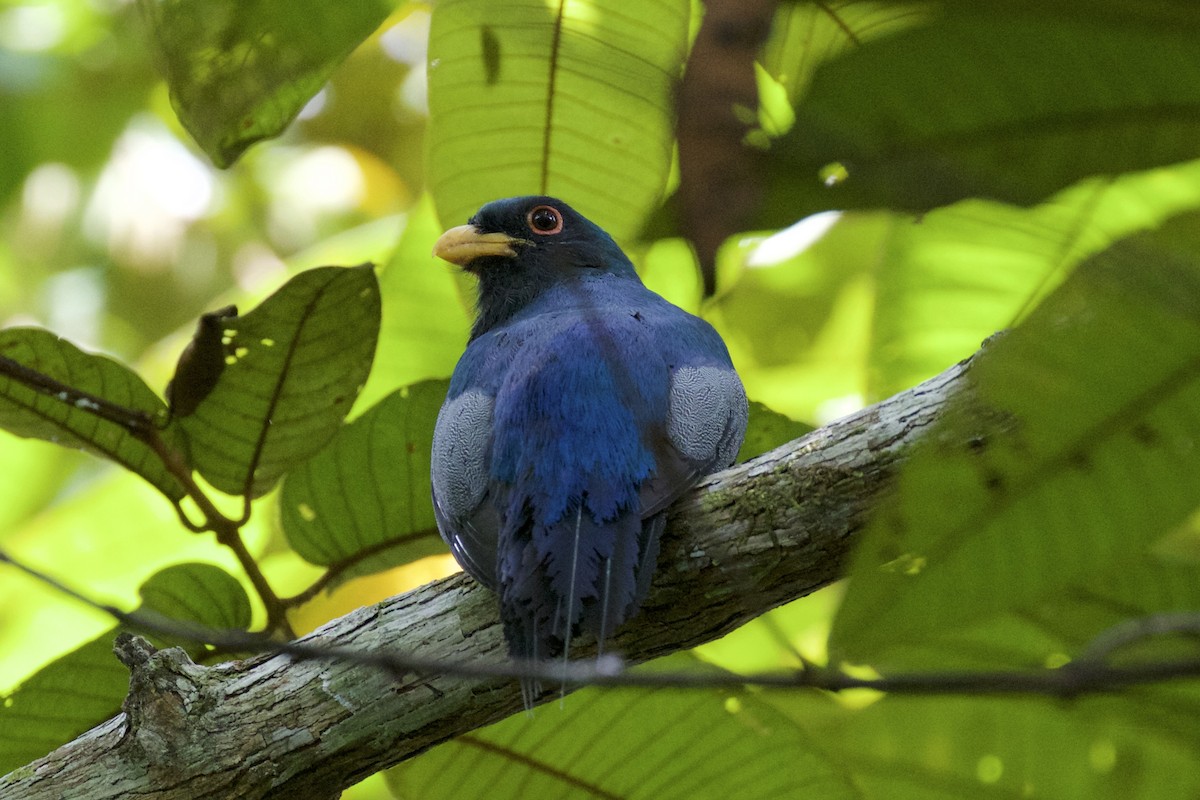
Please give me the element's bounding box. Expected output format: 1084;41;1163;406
501;506;664;709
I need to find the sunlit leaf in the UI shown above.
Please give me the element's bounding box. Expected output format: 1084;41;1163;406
173;265;380;499
427;0;688;241
870;160;1200;399
0;328;185;501
831;214;1200;660
0;563;250;775
387;657;855;800
0;435;76;534
281;381;447;579
695;587;840;675
764;15;1200;221
858;554;1200;673
138;0;394;167
708;212;889;422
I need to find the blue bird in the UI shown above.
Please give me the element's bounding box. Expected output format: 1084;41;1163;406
430;196;747;704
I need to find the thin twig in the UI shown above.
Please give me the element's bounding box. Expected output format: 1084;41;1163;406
4;546;1198;698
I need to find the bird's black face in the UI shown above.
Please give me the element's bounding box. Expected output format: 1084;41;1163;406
433;196;637;338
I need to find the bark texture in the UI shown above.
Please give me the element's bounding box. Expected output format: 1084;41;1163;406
0;358;969;799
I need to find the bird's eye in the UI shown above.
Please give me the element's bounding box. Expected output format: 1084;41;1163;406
527;205;564;235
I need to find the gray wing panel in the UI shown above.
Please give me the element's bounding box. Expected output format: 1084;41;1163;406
431;389;498;587
431;389;493;521
666;365;748;471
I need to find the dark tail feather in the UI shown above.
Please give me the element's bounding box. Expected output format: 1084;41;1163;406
501;507;665;709
633;512;666;606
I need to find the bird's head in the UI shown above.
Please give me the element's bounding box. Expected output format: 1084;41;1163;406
433;196;639;338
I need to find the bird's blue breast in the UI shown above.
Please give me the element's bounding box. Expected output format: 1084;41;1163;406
449;276;688;529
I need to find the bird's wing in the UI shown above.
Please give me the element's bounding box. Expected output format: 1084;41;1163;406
431;387;500;589
640;341;748;518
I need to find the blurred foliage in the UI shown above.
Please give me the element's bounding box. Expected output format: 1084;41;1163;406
139;0;396;167
0;0;1199;798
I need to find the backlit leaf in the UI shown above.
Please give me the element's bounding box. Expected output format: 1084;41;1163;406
739;401;813;463
427;0;688;241
139;0;394;167
281;381;447;579
0;328;185;501
869;160;1200;400
763;14;1200;221
831;214;1200;661
173;265;380;499
387;657;854;800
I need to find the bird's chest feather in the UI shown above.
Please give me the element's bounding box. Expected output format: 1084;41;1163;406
467;307;672;525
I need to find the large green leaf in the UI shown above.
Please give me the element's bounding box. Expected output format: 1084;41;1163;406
173;265;380;500
281;381;447;578
762;1;929;103
869;160;1200;400
426;0;688;241
138;0;394;167
386;657;855;800
850;553;1200;673
946;0;1200;28
0;328;185;501
763;14;1200;222
707;211;890;422
0;563;250;775
830;215;1200;661
774;687;1200;800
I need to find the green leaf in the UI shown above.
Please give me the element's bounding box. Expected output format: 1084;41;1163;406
427;0;688;242
870;160;1200;400
0;328;185;501
281;381;447;578
173;265;380;500
138;0;394;167
830;215;1200;661
858;554;1200;673
773;688;1200;800
764;14;1200;221
762;1;929;103
386;658;855;800
137;560;253;634
738;401;813;463
0;563;250;775
949;0;1200;29
708;212;889;422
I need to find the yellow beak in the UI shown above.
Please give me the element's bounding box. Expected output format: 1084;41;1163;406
432;225;524;266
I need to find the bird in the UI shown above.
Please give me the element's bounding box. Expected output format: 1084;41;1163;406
430;196;747;706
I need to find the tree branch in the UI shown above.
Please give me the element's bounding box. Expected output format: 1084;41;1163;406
0;357;966;799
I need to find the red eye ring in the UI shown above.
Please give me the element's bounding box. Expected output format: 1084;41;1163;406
527;205;564;235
